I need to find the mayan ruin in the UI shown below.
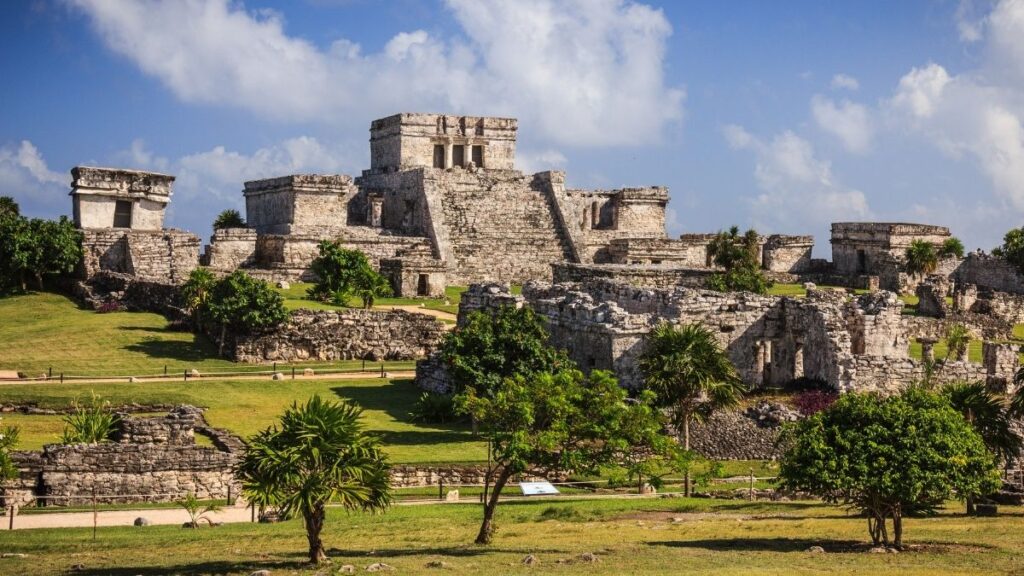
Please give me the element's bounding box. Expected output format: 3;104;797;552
7;1;1024;574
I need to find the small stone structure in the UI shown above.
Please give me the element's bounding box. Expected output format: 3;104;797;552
202;227;257;272
72;167;200;285
225;308;447;363
830;222;951;291
3;406;241;506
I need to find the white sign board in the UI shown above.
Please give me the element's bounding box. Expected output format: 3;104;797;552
519;481;560;496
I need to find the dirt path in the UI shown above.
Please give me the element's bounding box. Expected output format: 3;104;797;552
0;370;417;387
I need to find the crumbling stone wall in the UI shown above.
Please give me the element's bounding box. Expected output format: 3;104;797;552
79;229;200;284
954;252;1024;295
552;262;714;290
8;407;239;505
229;308;446;363
689;411;783;461
204;228;257;272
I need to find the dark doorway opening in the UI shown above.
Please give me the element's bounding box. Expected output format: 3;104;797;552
433;145;445;168
472;145;483;167
417;274;430;296
856;249;867;273
452;145;465;167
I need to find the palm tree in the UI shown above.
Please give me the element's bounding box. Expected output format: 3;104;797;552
236;395;392;565
639;322;746;496
905;239;939;276
943;381;1022;514
945;323;971;362
181;268;216;327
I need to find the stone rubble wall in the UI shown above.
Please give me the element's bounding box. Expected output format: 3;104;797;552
229;308;447;363
689;411;783;461
80;229;200;285
552;262;715;290
954;252;1024;295
72;271;188;319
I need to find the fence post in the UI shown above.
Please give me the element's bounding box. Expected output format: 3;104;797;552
292;367;295;380
48;366;52;379
227;485;232;507
439;479;443;501
362;359;366;372
92;489;98;541
380;363;385;378
184;370;188;382
251;503;255;523
8;505;13;530
60;373;63;384
164;365;167;376
749;468;755;501
273;362;277;373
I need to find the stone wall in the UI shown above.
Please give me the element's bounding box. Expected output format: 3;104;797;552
954;252;1024;295
6;407;239;506
229;308;446;363
244;174;359;236
204;228;257;272
73;271;188;319
552;262;715;290
80;229;200;284
689;411;783;461
762;235;814;273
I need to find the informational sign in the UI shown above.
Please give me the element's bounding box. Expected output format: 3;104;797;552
519;481;560;496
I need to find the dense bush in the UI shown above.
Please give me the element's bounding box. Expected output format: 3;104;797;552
307;241;391;307
993;226;1024;274
705;226;772;294
408;392;461;424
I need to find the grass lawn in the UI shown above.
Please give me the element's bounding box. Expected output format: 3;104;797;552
0;378;486;463
276;282;466;315
1;499;1022;575
0;291;415;378
908;339;985;364
767;284;870;298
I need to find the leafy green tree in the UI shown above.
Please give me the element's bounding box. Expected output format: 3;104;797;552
458;369;670;544
779;389;1000;549
212;209;246;230
992;226;1024;273
181;267;217;326
236;395;392;564
440;305;570;397
307;241;391;306
706;226;771;294
60;393;120;445
0;196;19;219
206;271;288;354
0;215;81;292
0;419;20;480
639;322;745;496
944;323;971;361
940;237;965;259
905;239;939;276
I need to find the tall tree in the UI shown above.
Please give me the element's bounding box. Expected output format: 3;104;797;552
638;322;745;496
992;226;1024;274
458;369;669;544
0;196;19;219
236;395;392;564
779;389;999;549
939;237;965;259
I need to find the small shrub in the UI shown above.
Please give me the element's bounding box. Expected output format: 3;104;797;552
60;393;120;445
536;506;584;522
940;237;964;259
96;301;125;314
792;389;838;416
409;392;460;424
178;492;222;528
0;418;20;480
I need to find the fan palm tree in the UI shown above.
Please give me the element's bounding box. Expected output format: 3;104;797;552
945;323;971;362
236;395;392;564
639;322;746;496
943;381;1021;514
905;239;939;276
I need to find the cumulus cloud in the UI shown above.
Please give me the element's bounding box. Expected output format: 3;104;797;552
722;126;870;231
67;0;684;147
830;73;860;91
0;141;70;217
810;95;874;153
517;149;568;174
955;0;987;42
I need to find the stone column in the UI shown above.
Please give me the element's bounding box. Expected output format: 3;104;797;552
445;143;453;169
984;341;1020;393
917;337;937;364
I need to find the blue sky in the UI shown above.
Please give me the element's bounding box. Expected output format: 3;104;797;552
1;0;1020;257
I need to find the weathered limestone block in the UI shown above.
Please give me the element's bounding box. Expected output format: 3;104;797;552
204;228;257;271
915;275;950;318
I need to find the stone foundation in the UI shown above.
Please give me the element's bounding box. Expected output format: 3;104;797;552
80;228;200;284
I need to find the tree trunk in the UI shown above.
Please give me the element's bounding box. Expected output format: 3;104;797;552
892;510;903;550
218;324;227;357
683;416;691;497
475;466;513;545
34;271;43;290
304;504;327;564
966;494;976;516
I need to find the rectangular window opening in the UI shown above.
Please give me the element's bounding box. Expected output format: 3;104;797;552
113;200;132;228
433;145;445;168
452;145;465;167
472;145;483;167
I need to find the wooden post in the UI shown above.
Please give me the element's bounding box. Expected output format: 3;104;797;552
48;366;52;379
292;367;296;380
164;365;167;376
227;485;232;506
380;363;385;378
362;359;366;372
439;479;443;501
749;467;755;501
92;489;98;541
8;505;13;530
184;370;188;382
60;373;63;384
251;503;256;523
273;362;277;373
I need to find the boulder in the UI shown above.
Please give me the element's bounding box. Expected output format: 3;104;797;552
133;517;150;527
522;554;539;566
271;372;285;381
365;563;394;572
276;281;290;290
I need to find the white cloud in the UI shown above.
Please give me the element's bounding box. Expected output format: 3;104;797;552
67;0;684;147
888;63;952;119
724;128;870;231
0;141;69;217
956;0;987;43
517;149;568;174
830;73;860;91
810;95;874;153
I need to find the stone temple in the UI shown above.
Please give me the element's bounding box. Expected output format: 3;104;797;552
204;113;673;295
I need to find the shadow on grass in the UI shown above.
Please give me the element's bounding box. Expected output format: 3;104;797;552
330;382;432;421
372;429;480;447
647;537;866;553
73;559;306;576
123;337;222;364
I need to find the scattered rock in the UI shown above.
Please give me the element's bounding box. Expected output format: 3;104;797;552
803;282;817;291
887;548;900;554
806;546;825;553
249;571;272;576
70;565;85;572
271;372;285;381
0;553;27;558
445;489;460;502
189;369;200;378
424;560;450;569
578;552;600;563
304;368;315;377
129;376;138;383
276;281;290;290
337;565;356;574
744;401;802;426
868;547;887;554
366;563;394;572
522;554;539;565
133;517;150;527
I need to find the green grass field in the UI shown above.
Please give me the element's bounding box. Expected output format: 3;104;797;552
1;499;1022;575
0;378;486;463
276;282;465;315
767;284;871;298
